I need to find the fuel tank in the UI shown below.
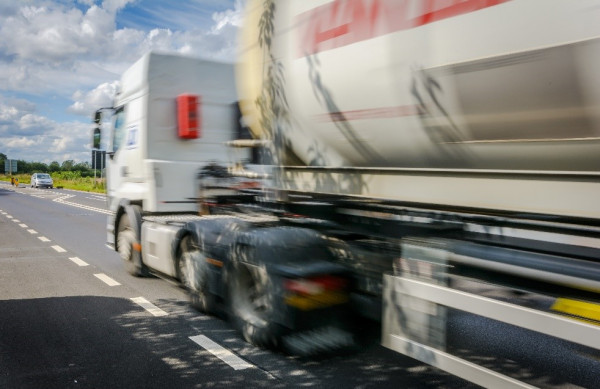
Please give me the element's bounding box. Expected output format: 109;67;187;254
237;0;600;172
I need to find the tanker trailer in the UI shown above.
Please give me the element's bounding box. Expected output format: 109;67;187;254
228;0;600;386
237;0;600;220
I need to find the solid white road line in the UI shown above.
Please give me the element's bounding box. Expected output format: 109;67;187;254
94;273;121;286
130;297;168;317
69;257;89;266
38;236;50;242
189;335;254;371
19;223;28;228
86;195;105;201
53;194;113;215
28;229;37;234
52;245;67;253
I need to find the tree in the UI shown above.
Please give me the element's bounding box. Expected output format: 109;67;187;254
17;160;31;173
73;161;90;171
73;161;92;176
0;153;6;172
49;161;60;172
30;162;49;173
61;160;75;171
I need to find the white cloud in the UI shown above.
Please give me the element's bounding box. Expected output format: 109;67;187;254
0;95;93;163
19;113;54;135
0;0;243;95
211;0;244;32
102;0;136;14
68;81;120;115
0;0;245;163
0;106;20;125
0;98;37;134
5;136;40;149
3;6;91;64
2;122;92;164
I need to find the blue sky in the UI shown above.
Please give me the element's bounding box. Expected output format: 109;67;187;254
0;0;244;165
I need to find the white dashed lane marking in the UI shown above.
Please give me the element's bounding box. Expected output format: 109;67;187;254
52;245;67;253
94;273;121;287
130;297;168;317
6;215;13;219
69;257;89;267
19;223;28;228
189;335;254;371
38;236;50;242
28;229;37;234
12;219;20;223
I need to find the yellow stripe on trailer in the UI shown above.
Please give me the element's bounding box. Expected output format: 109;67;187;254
551;298;600;324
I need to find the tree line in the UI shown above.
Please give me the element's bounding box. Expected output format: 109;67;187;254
0;152;98;177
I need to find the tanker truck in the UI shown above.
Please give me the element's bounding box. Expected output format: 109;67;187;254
93;0;600;386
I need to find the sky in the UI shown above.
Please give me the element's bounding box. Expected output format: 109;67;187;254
0;0;245;165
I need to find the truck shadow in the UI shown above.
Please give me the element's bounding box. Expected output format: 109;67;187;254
0;296;475;389
0;296;269;389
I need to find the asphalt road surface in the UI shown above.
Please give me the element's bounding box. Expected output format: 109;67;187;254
1;182;598;388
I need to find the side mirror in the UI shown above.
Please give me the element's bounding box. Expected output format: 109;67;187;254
93;127;101;149
94;111;102;124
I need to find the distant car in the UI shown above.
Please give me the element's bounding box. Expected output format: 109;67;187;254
31;173;53;189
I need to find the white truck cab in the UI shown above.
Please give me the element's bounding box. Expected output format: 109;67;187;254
105;52;241;215
94;52;250;276
96;52;248;239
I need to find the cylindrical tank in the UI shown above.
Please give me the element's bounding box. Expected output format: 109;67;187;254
237;0;600;172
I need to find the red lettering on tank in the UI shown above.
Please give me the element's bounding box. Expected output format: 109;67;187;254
296;0;512;57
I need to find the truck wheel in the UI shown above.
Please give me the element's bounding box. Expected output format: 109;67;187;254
228;260;281;349
117;205;147;277
177;235;215;313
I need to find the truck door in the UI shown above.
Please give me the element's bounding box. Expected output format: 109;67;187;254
106;106;127;211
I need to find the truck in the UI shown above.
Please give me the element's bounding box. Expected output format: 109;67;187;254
93;0;600;387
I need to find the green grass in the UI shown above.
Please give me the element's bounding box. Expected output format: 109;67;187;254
1;173;106;193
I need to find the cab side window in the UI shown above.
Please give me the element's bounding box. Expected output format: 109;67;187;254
112;107;126;153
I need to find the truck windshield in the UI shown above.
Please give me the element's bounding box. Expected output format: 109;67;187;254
112;107;126;153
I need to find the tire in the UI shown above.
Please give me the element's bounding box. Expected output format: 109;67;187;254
228;260;281;349
177;235;215;313
117;204;147;277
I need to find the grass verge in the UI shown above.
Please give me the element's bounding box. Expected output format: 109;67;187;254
1;173;106;193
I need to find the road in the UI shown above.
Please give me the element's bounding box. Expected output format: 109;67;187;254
0;182;475;389
1;182;598;388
